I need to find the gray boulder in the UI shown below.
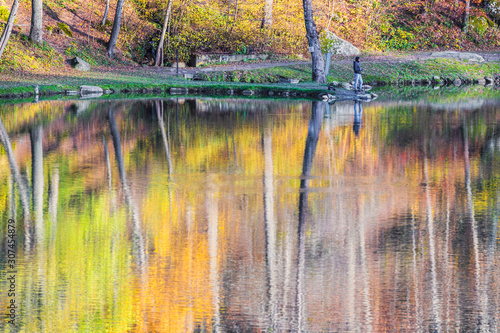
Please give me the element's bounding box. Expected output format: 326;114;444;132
70;57;91;71
341;82;353;90
80;85;103;98
429;51;485;62
320;30;360;56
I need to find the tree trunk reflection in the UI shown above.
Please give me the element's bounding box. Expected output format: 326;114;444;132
462;117;487;330
423;138;442;331
155;100;173;177
108;109;147;270
0;116;31;227
295;101;324;330
206;176;220;331
263;118;278;330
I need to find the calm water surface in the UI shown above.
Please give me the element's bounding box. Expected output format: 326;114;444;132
0;95;499;332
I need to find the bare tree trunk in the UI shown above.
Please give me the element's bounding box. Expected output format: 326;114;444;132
0;0;20;59
155;0;172;67
302;0;326;83
261;0;273;28
30;0;43;44
463;0;470;33
107;0;126;58
102;0;110;26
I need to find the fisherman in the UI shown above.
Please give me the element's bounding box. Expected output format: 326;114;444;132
353;56;363;93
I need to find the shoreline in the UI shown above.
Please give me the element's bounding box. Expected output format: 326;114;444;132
1;53;500;102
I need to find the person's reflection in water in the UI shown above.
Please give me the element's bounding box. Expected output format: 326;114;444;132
353;100;363;136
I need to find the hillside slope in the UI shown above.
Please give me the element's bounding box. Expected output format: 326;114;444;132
0;0;499;76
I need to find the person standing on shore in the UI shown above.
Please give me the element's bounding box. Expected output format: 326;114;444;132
353;56;363;93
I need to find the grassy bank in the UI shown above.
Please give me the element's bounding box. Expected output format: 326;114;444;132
197;58;500;85
2;56;500;101
0;70;330;103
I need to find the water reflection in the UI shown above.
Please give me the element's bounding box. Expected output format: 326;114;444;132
296;101;324;331
0;96;499;332
108;108;147;270
353;100;363;136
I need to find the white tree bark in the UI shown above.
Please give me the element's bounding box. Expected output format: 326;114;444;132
262;0;273;28
155;0;172;67
0;0;20;59
30;0;43;44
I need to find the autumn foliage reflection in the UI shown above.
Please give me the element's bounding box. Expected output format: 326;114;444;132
0;97;499;331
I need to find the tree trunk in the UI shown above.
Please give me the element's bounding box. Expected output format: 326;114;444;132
155;0;172;67
30;0;43;44
102;0;110;26
261;0;273;28
302;0;326;83
463;0;470;33
107;0;126;58
0;0;20;59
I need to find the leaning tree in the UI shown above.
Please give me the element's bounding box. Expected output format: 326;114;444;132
107;0;126;58
155;0;173;66
0;0;21;59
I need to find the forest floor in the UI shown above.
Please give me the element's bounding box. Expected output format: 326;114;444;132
66;51;500;80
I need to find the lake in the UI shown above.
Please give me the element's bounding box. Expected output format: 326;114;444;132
0;91;499;332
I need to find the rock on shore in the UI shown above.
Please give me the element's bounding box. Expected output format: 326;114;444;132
429;51;485;62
